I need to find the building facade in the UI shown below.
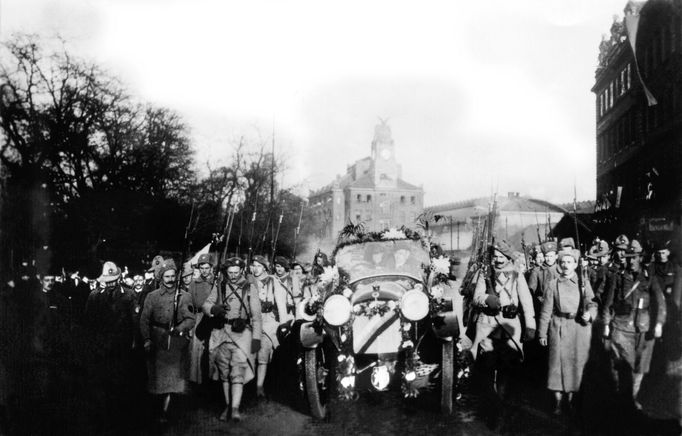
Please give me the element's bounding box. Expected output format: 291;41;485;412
592;0;682;247
308;121;424;246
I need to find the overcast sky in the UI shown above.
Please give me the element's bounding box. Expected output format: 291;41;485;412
2;0;629;205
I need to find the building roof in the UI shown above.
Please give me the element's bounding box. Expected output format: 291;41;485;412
344;173;422;191
426;195;567;215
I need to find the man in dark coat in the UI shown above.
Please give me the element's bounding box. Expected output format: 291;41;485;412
83;261;136;430
188;253;215;384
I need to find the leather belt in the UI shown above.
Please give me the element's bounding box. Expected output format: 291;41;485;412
554;312;576;319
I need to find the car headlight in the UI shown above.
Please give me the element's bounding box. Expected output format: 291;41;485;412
323;294;352;326
400;289;429;321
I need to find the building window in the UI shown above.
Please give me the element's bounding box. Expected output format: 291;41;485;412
400;195;405;204
356;194;361;202
410;196;416;205
356;214;361;222
366;195;372;202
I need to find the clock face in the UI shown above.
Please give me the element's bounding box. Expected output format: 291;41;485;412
380;148;391;160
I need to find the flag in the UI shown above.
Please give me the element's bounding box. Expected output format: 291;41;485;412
625;9;658;106
188;243;211;266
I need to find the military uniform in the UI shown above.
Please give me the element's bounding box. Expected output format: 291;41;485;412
202;276;262;385
471;259;536;360
140;284;195;394
602;266;666;379
253;273;286;363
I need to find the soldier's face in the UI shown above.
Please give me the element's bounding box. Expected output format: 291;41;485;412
182;274;193;285
493;251;509;268
252;263;265;277
544;251;557;266
292;265;303;277
275;264;286;276
133;276;144;290
162;270;176;287
656;249;670;263
599;255;609;266
226;266;241;283
534;252;544;265
627;255;642;272
199;264;211;278
559;255;577;276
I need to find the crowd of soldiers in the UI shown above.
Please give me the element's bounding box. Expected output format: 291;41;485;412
1;233;681;434
466;233;681;430
0;250;331;434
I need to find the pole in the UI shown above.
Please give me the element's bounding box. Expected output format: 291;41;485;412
456;221;461;250
247;201;258;263
222;206;235;260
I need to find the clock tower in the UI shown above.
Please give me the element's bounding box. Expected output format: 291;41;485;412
371;119;399;188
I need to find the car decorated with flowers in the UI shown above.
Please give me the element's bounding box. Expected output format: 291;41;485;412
294;226;471;419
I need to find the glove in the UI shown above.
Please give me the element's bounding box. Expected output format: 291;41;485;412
210;304;227;318
523;328;536;342
251;339;261;354
654;323;663;339
539;337;548;347
143;339;152;353
485;295;501;310
603;324;610;339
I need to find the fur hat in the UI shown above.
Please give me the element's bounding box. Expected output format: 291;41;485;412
98;261;121;282
492;240;514;259
251;255;269;268
273;256;290;270
224;257;245;269
559;237;575;249
541;241;557;254
197;253;212;266
557;248;580;262
157;259;177;277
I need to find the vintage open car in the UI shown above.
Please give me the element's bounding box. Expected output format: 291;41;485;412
293;232;465;419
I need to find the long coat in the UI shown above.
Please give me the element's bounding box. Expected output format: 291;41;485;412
187;274;214;383
140;286;195;394
538;273;597;392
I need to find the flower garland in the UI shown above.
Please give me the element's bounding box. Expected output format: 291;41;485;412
352;299;395;317
333;225;428;257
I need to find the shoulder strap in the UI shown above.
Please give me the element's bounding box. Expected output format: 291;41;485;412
227;281;251;319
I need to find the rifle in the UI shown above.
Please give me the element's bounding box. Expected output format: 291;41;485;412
535;211;542;244
271;210;284;261
221;206;236;261
169;204;195;350
247;201;258;263
521;231;530;272
573;184;587;321
292;201;304;259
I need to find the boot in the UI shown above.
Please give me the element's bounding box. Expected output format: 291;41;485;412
231;408;242;421
552;392;563;416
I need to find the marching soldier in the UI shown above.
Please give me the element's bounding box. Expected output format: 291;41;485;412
140;259;195;423
188;253;215;385
470;240;536;360
202;257;262;421
470;240;536;424
272;256;301;321
602;240;665;409
180;263;194;290
250;255;287;398
527;241;560;315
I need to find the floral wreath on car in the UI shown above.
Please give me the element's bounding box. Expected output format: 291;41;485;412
302;226;470;400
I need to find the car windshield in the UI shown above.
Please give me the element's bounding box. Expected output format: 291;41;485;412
334;239;429;283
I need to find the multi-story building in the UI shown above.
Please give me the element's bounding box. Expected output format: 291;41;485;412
307;121;424;247
592;0;682;246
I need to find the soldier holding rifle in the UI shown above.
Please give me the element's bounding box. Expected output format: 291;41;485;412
140;259;195;423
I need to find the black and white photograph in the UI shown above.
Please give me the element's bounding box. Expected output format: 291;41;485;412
1;0;682;435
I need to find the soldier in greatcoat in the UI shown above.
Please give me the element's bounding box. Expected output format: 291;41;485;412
188;253;215;384
202;257;262;421
602;240;665;409
140;259;195;423
538;248;597;414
